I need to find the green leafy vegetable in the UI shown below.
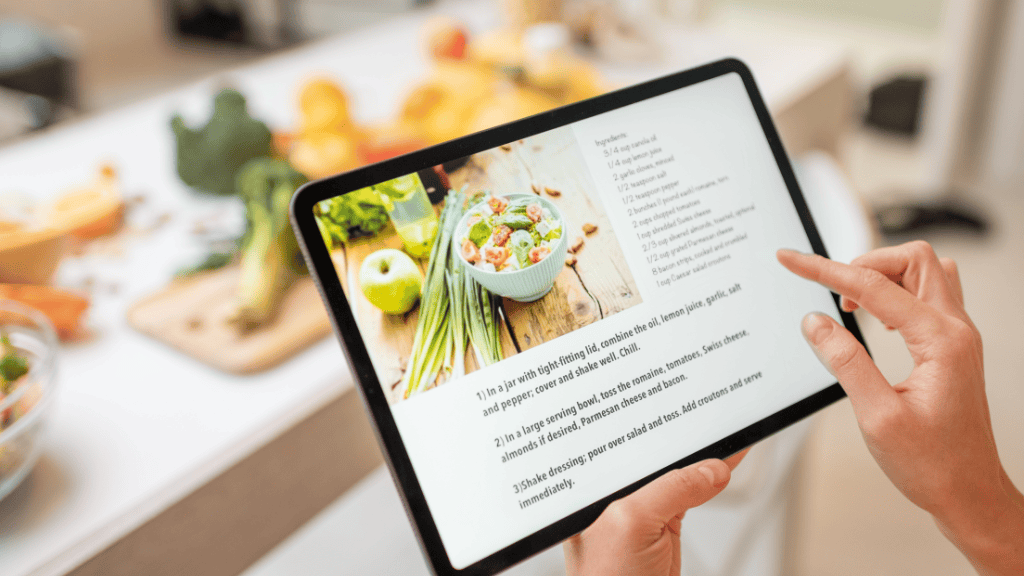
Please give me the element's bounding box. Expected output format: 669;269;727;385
227;158;308;331
543;226;562;241
0;332;29;394
171;89;273;196
315;188;389;249
497;213;533;230
529;228;542;246
509;230;534;267
468;219;491;247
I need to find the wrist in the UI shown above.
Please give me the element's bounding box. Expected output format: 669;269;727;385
933;472;1024;575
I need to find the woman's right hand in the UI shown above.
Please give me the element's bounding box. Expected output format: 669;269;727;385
777;241;1024;576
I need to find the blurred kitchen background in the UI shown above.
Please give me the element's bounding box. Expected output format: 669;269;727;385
0;0;1021;575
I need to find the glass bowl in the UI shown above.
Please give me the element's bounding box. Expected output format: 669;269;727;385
0;300;59;502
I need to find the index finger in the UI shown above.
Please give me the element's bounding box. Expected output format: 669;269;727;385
850;242;961;315
777;249;941;342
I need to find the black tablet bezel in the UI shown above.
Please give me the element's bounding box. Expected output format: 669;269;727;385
291;57;866;576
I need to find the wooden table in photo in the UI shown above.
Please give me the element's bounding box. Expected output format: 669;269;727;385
332;128;642;404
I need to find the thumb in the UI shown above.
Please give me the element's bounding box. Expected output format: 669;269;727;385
801;312;897;421
627;459;731;525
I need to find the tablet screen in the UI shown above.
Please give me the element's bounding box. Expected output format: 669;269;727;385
308;70;842;570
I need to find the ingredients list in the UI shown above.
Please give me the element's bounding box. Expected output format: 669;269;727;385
592;131;757;291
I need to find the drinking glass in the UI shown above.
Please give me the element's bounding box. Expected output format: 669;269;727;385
375;173;439;259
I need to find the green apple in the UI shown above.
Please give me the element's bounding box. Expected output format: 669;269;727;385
359;249;423;314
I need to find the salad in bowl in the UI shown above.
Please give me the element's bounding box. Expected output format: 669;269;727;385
0;301;58;502
456;193;568;302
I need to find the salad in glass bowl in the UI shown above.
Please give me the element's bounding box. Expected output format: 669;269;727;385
456;193;568;302
0;301;58;502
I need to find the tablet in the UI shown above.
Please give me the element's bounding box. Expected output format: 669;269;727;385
291;58;865;575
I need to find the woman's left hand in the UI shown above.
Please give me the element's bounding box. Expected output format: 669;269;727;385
564;450;748;576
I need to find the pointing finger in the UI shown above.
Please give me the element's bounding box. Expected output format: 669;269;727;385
777;249;942;344
850;241;961;315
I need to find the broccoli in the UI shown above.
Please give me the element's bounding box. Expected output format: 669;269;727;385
171;89;273;196
226;158;308;331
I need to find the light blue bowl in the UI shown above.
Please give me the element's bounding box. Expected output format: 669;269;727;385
456;194;569;302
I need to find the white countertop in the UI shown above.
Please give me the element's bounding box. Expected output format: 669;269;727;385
0;3;850;575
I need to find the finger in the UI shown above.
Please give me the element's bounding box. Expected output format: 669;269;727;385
724;447;750;470
842;298;895;329
562;536;583;576
850;242;960;315
940;257;964;306
801;312;898;421
840;296;859;312
626;459;730;525
778;250;941;342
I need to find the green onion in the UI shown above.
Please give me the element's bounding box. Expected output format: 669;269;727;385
447;268;467;379
465;274;502;366
401;188;505;399
402;189;462;397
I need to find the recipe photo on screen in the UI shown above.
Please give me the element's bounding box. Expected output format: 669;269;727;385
313;72;841;569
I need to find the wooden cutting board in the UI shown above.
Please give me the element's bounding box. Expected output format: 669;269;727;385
127;267;331;374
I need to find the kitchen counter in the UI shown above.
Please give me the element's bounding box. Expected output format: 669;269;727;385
0;3;856;575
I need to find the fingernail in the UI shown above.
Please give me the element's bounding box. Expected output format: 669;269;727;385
801;313;836;376
777;248;811;257
801;312;833;346
699;462;728;488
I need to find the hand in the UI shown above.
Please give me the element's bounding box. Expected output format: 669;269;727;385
563;450;748;576
778;241;1024;576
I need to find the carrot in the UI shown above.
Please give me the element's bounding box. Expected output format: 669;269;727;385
0;284;89;340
